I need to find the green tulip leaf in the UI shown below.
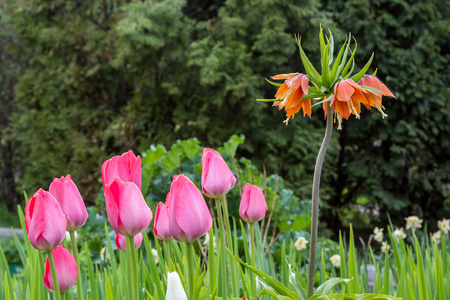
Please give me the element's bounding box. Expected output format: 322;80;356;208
226;248;298;299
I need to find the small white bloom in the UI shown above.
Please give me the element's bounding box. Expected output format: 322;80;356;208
165;272;188;300
294;237;308;251
329;254;340;268
381;241;390;253
438;218;450;234
405;216;423;231
373;227;384;243
65;231;78;242
152;248;159;265
432;231;441;244
393;227;407;241
100;247;110;261
203;234;217;250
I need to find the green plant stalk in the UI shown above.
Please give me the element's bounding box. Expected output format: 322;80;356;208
47;251;61;300
187;243;195;300
216;198;228;299
221;195;239;294
69;231;84;300
249;223;257;299
306;102;333;298
126;236;135;300
130;237;138;300
61;292;66;300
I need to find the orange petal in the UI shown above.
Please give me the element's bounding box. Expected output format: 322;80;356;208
274;83;289;98
382;84;396;98
271;73;299;80
301;75;309;94
302;99;312;117
335;100;350;119
286;74;302;89
336;80;354;102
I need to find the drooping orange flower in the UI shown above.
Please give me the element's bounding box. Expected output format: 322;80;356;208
326;78;369;129
271;73;311;123
358;75;396;118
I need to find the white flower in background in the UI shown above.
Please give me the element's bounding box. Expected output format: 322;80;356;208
393;227;407;241
65;231;77;242
373;227;384;242
329;254;340;268
294;237;308;251
381;241;390;253
405;216;423;231
203;234;217;251
438;218;450;234
100;247;110;261
165;272;188;300
152;248;159;265
432;231;441;244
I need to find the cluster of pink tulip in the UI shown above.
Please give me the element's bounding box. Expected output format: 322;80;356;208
23;147;268;299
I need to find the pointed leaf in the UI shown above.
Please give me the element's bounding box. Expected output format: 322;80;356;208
316;278;352;295
296;35;322;86
311;95;333;107
302;92;325;101
226;248;297;298
341;38;357;78
330;39;347;83
266;78;282;87
351;53;374;82
256;98;281;102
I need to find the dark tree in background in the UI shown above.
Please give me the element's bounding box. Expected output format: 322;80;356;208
0;0;448;234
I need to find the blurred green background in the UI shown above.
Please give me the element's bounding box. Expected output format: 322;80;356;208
0;0;448;235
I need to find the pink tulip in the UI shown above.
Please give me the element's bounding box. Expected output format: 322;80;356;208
115;232;143;252
43;244;78;293
239;183;268;223
26;189;67;252
49;175;88;231
104;177;152;236
201;148;236;198
168;175;212;243
101;150;141;190
154;201;173;241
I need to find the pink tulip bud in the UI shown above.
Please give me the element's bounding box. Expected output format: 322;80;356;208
168;175;212;243
239;183;268;224
49;175;88;231
201;148;236;199
43;244;78;293
101;150;141;190
104;178;152;237
115;232;143;252
26;189;67;252
154;202;173;241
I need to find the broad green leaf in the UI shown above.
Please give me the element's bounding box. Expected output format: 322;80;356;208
316;278;352;295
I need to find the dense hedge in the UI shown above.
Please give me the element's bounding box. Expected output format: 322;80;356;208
0;0;448;233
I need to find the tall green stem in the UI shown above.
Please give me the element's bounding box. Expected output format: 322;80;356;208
306;103;333;298
130;237;138;300
187;243;195;300
126;236;136;300
215;198;228;299
69;231;84;300
47;251;61;300
249;223;257;299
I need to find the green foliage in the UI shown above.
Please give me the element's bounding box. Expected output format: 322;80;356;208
0;0;448;236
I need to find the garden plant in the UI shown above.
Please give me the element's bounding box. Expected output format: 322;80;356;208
0;29;449;300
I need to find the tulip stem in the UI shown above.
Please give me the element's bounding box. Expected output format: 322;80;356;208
215;198;228;299
126;236;136;300
69;231;84;300
61;292;66;300
249;223;257;299
47;251;61;300
187;243;195;300
306;102;333;298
